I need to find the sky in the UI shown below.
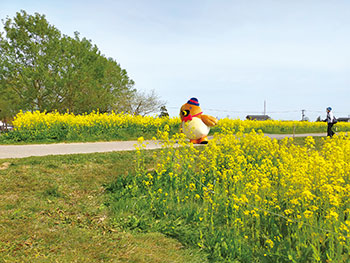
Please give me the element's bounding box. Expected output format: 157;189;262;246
1;0;349;120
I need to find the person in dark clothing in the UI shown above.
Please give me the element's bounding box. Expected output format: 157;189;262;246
325;107;336;137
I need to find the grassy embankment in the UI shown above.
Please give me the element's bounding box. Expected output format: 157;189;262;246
0;151;206;263
0;135;332;262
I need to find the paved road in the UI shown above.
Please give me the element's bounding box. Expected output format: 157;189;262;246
0;133;328;159
266;133;327;140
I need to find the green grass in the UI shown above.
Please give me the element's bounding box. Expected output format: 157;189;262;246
0;151;207;262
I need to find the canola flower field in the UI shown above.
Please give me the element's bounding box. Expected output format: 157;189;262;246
2;110;180;142
1;110;350;261
108;130;350;262
2;110;350;143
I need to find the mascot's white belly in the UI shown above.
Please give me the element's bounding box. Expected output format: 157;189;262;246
182;117;210;140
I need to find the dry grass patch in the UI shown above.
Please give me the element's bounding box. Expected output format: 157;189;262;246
0;162;11;170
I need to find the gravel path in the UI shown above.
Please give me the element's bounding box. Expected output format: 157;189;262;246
0;133;328;159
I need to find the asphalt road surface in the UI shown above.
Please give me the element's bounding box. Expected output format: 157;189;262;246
0;133;328;159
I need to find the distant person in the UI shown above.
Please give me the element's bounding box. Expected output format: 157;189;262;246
324;107;337;137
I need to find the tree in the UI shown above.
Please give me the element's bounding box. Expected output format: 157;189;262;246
159;106;169;118
0;10;63;112
0;10;135;116
125;89;165;116
0;87;20;122
0;52;20;122
51;33;135;114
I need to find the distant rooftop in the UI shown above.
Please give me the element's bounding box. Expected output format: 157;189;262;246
337;117;350;122
246;115;271;121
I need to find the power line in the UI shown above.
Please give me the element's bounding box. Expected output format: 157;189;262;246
167;106;349;115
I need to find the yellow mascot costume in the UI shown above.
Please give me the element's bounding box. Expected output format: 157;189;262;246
180;97;218;144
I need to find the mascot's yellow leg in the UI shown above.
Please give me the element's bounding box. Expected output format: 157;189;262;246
190;136;209;144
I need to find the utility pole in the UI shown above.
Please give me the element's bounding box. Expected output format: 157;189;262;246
301;109;306;121
264;100;266;115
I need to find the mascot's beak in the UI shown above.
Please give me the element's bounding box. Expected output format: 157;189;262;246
182;110;190;117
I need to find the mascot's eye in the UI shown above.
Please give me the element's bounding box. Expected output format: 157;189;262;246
182;110;190;117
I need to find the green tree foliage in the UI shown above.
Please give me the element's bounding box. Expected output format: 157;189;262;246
159;106;169;118
0;10;135;117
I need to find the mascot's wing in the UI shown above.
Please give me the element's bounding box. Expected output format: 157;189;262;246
201;115;218;127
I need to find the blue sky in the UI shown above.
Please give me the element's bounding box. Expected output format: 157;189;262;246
1;0;349;120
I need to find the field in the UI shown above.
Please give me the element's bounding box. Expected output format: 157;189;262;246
1;112;350;262
1;110;350;144
108;131;350;262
